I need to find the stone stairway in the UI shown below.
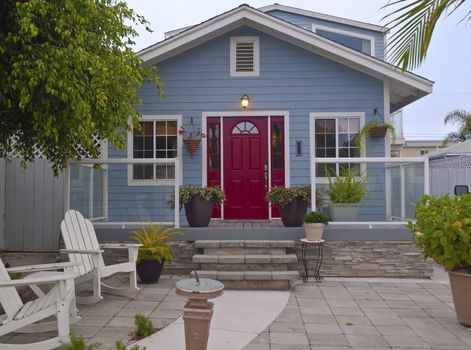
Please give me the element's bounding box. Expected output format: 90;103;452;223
190;240;299;290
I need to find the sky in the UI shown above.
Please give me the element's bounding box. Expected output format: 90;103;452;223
126;0;471;141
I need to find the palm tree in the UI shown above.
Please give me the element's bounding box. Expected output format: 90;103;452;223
443;109;471;144
383;0;470;70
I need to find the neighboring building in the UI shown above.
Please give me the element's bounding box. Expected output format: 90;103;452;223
428;140;471;197
2;3;434;251
399;140;444;157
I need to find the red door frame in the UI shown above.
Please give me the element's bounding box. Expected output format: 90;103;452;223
206;116;286;220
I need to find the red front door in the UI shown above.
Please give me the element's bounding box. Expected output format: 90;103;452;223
223;117;269;219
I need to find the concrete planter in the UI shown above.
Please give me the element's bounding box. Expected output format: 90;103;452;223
304;223;325;241
448;269;471;326
330;203;360;221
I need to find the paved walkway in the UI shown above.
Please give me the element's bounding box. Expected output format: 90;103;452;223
244;279;471;350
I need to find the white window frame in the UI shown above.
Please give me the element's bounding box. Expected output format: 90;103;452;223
312;24;376;57
127;115;183;186
230;36;260;77
309;112;366;184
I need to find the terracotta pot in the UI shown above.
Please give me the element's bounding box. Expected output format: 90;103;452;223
184;138;201;158
448;269;471;326
369;126;388;138
184;195;214;227
137;260;164;284
280;197;308;227
304;223;325;241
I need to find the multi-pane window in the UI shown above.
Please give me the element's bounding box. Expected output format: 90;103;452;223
315;28;373;56
314;117;361;177
132;120;177;181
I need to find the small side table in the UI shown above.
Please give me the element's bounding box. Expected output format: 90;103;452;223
300;238;325;283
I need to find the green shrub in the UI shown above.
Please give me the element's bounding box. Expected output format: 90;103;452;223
60;334;100;350
133;314;155;339
266;186;311;207
180;185;225;204
132;224;181;264
303;211;328;225
325;167;369;204
407;194;471;273
116;340;146;350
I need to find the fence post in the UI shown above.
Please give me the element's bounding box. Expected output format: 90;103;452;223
423;157;430;195
311;156;316;211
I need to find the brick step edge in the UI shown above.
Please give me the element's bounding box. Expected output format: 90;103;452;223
194;240;295;249
190;270;299;281
192;254;298;264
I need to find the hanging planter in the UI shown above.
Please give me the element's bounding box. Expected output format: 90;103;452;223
183;138;201;158
179;118;205;159
356;108;396;153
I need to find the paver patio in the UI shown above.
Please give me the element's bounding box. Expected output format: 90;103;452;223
244;279;471;350
2;275;471;349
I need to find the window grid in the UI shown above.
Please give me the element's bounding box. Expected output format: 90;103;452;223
314;117;360;177
132;120;177;181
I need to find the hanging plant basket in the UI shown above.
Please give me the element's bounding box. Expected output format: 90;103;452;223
183;138;201;158
369;125;389;138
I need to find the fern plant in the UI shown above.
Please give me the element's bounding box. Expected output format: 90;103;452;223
132;223;182;264
130;314;156;340
60;334;100;350
325;167;370;204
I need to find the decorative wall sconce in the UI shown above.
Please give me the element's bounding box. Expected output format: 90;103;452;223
241;95;250;109
296;140;302;157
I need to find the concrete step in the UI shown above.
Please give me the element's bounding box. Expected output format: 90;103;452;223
189;270;299;291
194;240;295;249
203;248;286;255
192;254;298;264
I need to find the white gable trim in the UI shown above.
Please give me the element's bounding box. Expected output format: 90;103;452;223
138;5;432;96
259;4;389;33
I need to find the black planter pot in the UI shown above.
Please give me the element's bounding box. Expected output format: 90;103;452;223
184;195;214;227
280;197;308;227
136;260;164;284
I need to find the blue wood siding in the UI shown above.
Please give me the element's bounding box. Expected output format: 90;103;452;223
108;26;386;222
266;10;385;60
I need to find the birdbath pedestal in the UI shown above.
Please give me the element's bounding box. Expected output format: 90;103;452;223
175;278;224;350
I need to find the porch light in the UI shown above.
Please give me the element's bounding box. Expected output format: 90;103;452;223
241;95;250;109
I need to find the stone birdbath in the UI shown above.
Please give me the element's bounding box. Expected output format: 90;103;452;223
175;273;224;350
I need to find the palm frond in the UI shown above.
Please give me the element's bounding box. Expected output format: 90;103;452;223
444;109;471;125
383;0;469;70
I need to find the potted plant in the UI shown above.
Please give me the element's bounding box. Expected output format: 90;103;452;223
266;186;311;227
303;211;329;241
325;167;369;221
357;109;396;152
132;223;181;284
180;185;225;227
407;194;471;326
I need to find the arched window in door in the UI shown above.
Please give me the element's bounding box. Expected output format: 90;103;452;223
231;121;259;135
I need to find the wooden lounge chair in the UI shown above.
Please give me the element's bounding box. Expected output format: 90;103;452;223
60;210;142;304
0;258;79;350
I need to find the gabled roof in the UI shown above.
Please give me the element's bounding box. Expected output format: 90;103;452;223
138;4;433;111
258;3;389;33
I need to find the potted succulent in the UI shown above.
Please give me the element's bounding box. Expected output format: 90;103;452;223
303;211;329;241
357;109;396;152
266;186;311;227
325;167;369;221
407;194;471;326
132;223;181;284
180;185;225;227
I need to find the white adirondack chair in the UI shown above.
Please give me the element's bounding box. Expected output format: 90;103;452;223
60;210;142;304
0;259;79;350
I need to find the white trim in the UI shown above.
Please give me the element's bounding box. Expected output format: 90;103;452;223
312;24;376;57
309;112;366;184
230;36;260;77
137;6;432;99
101;141;109;220
202;111;290;220
259;4;389;33
127;115;183;187
268;115;272;220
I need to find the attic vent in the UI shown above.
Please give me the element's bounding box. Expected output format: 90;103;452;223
230;36;260;77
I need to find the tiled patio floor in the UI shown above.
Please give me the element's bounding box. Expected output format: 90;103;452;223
244;279;471;350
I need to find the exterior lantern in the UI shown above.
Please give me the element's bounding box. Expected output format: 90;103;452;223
241;95;249;109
